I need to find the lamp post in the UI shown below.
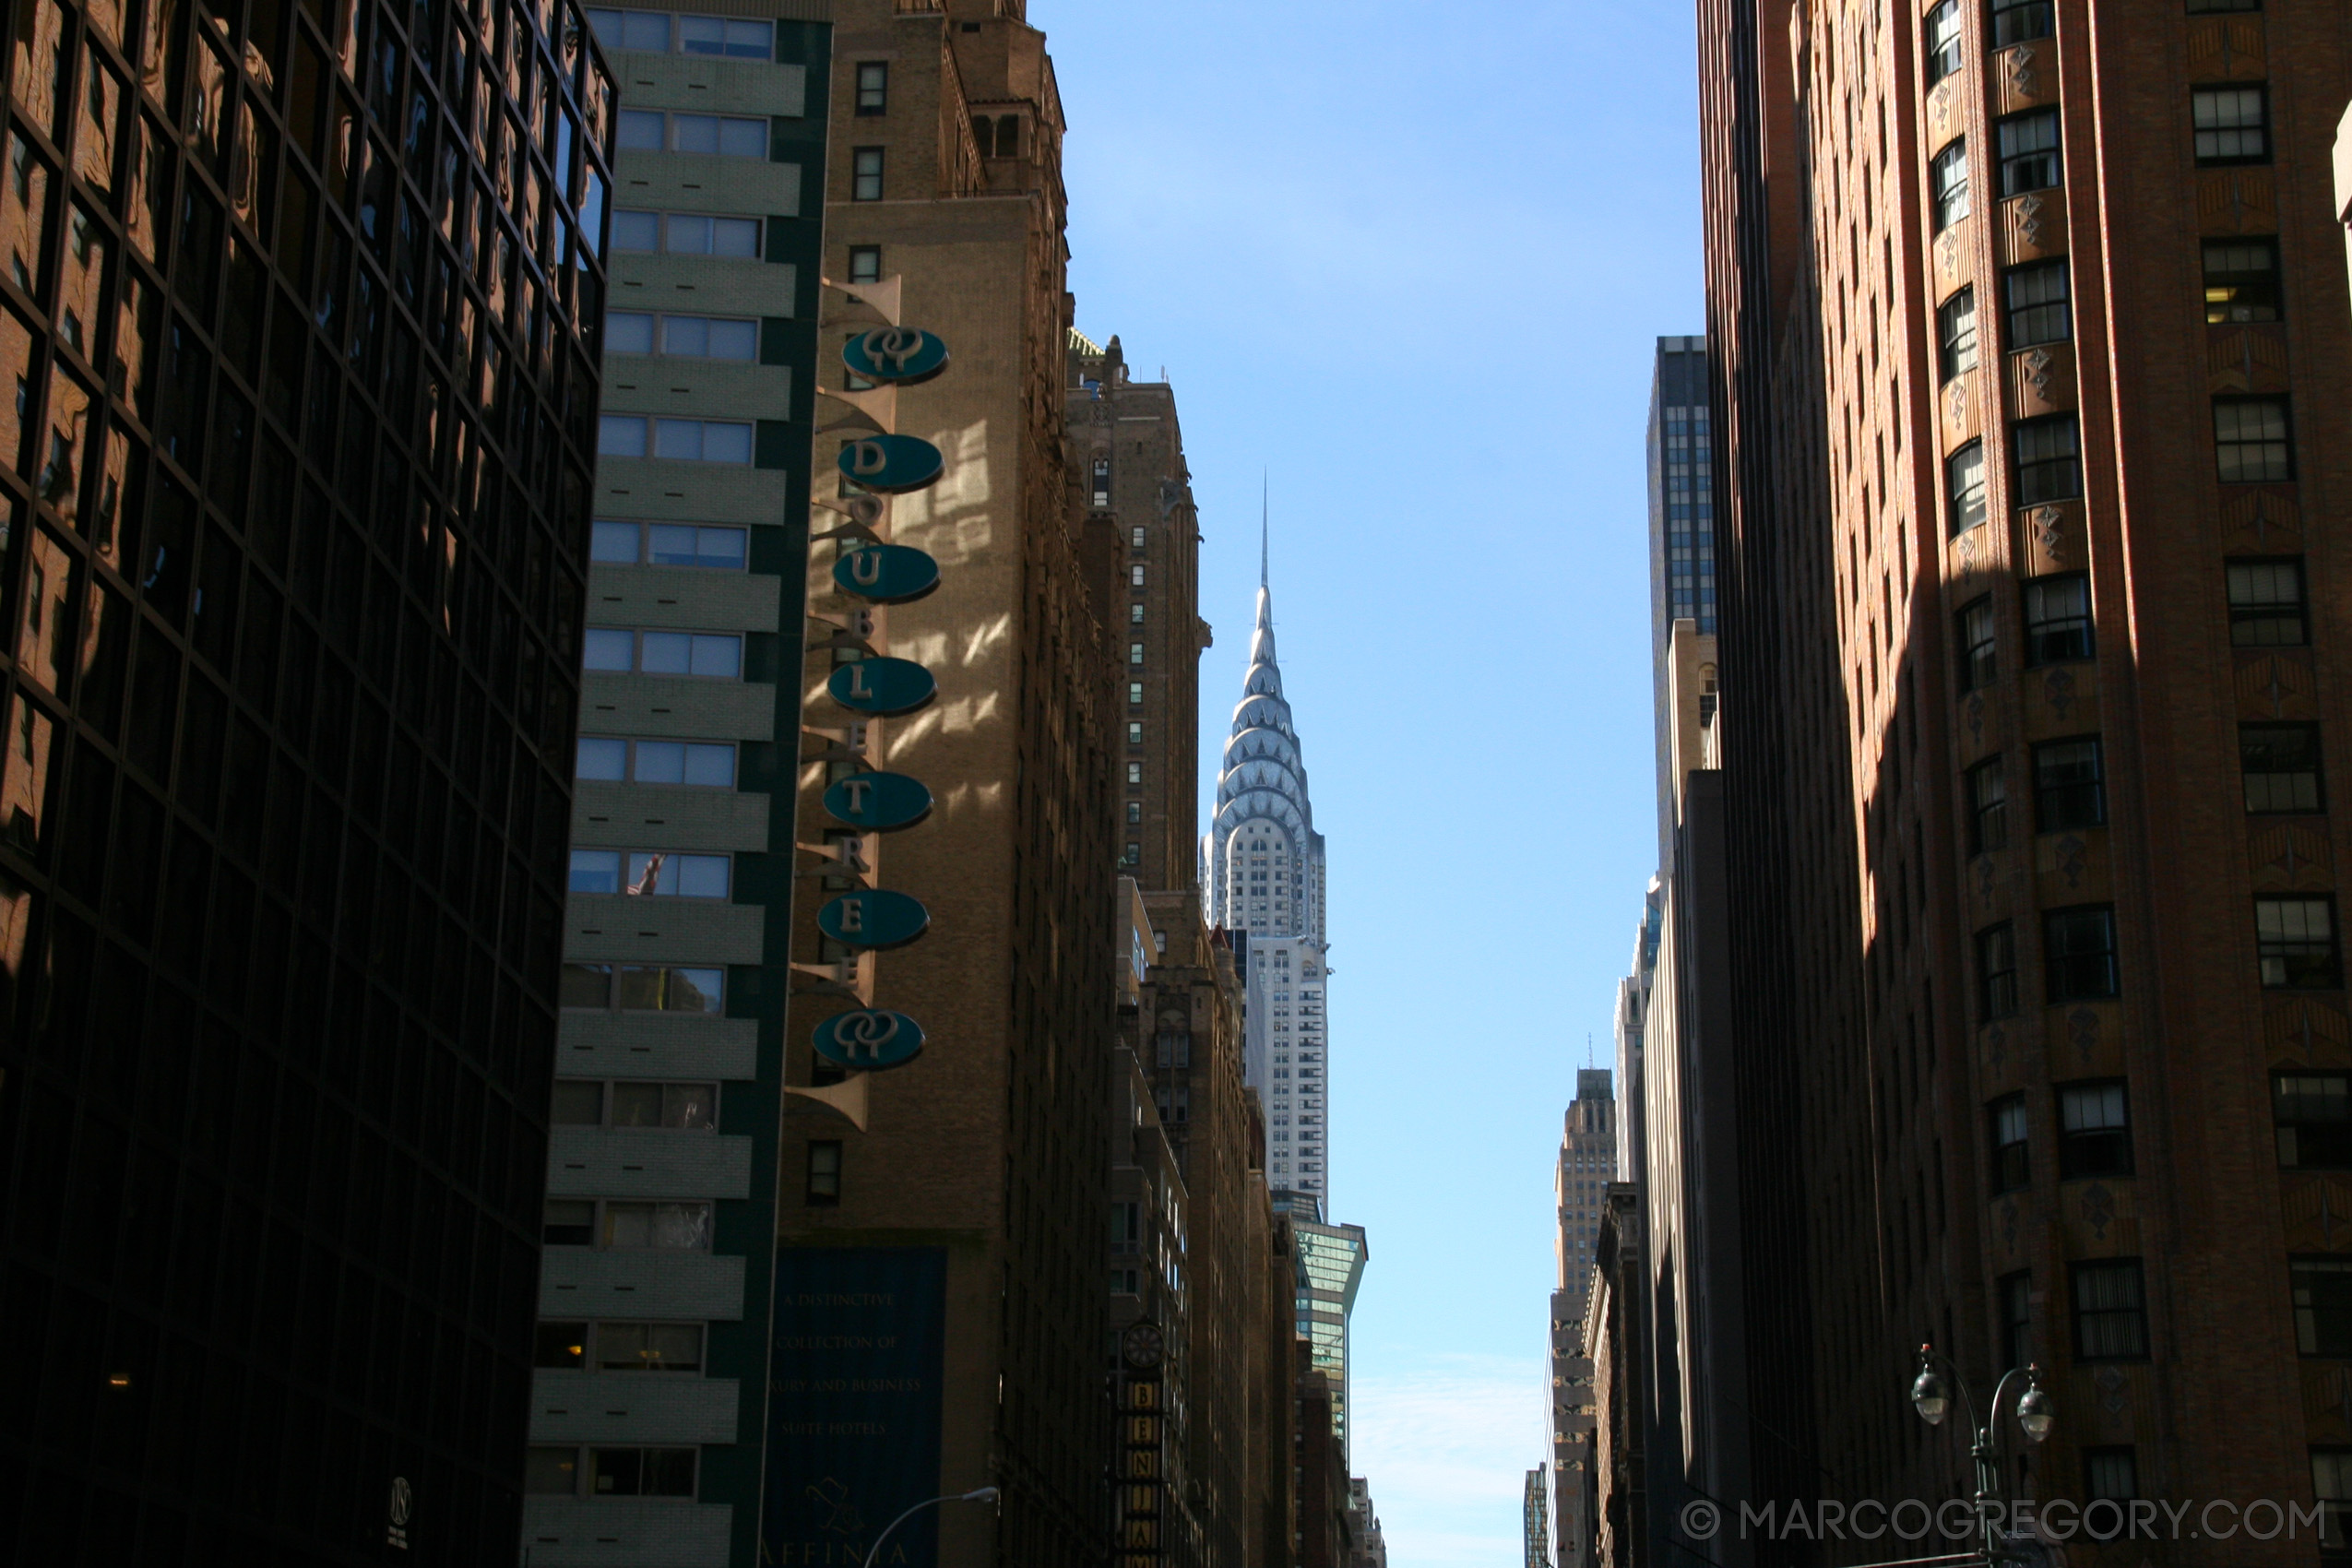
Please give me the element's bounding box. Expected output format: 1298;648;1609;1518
861;1486;1002;1568
1909;1344;2054;1566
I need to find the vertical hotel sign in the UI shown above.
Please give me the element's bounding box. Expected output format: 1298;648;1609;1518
763;1249;948;1567
789;288;954;1100
1119;1321;1168;1568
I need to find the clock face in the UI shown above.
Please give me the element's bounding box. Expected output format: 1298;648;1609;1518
1122;1321;1165;1370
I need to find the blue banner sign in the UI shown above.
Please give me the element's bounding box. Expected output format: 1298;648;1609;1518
841;326;951;386
827;658;937;717
817;889;931;951
822;771;933;832
833;544;941;604
835;434;944;494
764;1248;948;1568
813;1009;926;1071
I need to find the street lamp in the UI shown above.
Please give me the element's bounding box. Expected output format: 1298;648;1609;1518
1909;1344;2052;1565
861;1486;1002;1568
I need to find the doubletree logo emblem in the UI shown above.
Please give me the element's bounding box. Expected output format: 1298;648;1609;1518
386;1477;411;1550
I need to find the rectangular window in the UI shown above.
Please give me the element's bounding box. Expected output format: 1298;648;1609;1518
591;521;751;571
1130;564;1146;587
599;416;754;464
618;211;764;258
1128;642;1144;666
1997;110;2061;196
1127;761;1142;784
1958;596;1997;691
535;1323;589;1369
2259;897;2342;989
2083;1448;2138;1503
1999;1270;2034;1372
2024;574;2093;665
669;113;768;158
851;148;884;201
1091;457;1111;507
593;1447;698;1498
2193;86;2269;165
586;8;672;51
1978;921;2019;1022
542;1200;713;1251
1924;0;1963;85
2276;1072;2352;1169
2013;415;2082;505
1966;756;2008;855
526;1446;584;1495
2296;1257;2352;1356
2071;1260;2149;1360
1937;287;1978;380
1991;0;2054;44
2215;396;2293;482
2005;260;2070;347
2241;723;2325;814
2047;906;2120;1001
1990;1092;2029;1192
806;1140;842;1205
2204;237;2281;323
2227;558;2306;647
1932;140;1971;232
568;849;733;899
1129;603;1145;624
597;1322;706;1372
2033;736;2107;831
2314;1450;2352;1555
575;737;738;789
2058;1081;2132;1179
603;312;759;362
560;962;725;1015
1126;801;1142;824
855;62;887;114
849;245;882;284
582;628;744;679
1127;722;1144;744
1131;525;1146;549
1946;440;1987;536
1128;682;1144;706
679;15;774;56
1123;842;1141;867
552;1082;716;1132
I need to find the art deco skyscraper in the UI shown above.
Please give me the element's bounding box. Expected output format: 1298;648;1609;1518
1;0;613;1557
1204;553;1330;1202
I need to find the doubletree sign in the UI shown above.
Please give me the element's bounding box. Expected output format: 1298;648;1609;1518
812;318;955;1077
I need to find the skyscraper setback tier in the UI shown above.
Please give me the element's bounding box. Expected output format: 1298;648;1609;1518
1697;0;2352;1551
0;0;613;1560
1204;566;1330;1201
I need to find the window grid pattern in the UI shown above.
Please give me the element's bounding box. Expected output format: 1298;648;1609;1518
1660;399;1714;632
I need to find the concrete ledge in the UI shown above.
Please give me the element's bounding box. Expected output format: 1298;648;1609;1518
555;1015;762;1080
565;895;766;965
573;780;771;850
616;148;806;215
600;358;793;422
610;53;807;117
612;254;802;319
547;1129;754;1200
585;564;784;631
540;1251;747;1320
593;456;797;527
529;1372;744;1444
578;673;778;742
519;1500;733;1567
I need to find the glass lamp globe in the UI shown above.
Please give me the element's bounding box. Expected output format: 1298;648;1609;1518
1911;1361;1951;1427
2015;1384;2055;1443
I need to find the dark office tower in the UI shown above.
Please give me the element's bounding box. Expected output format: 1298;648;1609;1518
0;0;613;1558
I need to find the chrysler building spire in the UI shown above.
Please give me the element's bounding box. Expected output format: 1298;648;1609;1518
1204;534;1331;1200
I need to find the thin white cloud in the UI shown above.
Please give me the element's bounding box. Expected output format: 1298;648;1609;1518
1351;1351;1550;1568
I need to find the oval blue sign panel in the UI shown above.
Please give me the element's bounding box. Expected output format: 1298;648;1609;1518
817;888;932;951
840;327;951;386
822;771;933;832
832;544;940;604
835;434;944;494
813;1009;926;1071
827;657;936;717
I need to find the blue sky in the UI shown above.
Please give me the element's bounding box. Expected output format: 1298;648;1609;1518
1040;1;1704;1562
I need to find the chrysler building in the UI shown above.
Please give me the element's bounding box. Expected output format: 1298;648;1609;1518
1203;548;1331;1200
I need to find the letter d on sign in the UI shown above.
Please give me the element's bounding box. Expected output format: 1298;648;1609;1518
850;439;888;476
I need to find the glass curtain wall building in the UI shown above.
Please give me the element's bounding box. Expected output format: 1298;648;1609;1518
0;0;612;1558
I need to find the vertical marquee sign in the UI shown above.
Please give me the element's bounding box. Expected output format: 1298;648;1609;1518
793;304;955;1094
1118;1320;1168;1568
